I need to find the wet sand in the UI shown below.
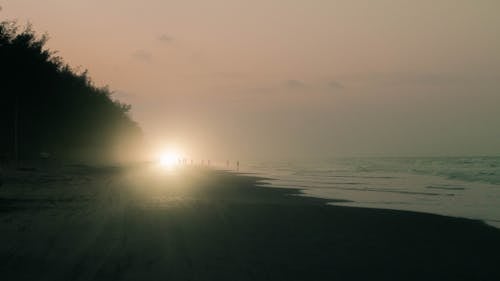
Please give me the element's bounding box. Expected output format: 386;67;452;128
0;164;499;280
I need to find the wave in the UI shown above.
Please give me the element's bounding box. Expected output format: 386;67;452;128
241;156;500;228
332;157;500;185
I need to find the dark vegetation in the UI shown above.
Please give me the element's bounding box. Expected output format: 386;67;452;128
0;21;142;163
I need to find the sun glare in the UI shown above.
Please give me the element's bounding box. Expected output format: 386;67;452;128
159;150;182;168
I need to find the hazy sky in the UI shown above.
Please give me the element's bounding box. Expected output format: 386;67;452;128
2;0;500;160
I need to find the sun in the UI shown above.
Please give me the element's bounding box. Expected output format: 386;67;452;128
158;150;182;168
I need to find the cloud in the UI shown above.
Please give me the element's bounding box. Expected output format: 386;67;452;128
284;79;307;89
347;72;495;87
328;80;344;90
131;49;152;62
158;34;174;43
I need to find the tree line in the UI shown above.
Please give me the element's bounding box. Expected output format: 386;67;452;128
0;21;143;163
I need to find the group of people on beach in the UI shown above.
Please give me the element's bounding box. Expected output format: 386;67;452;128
177;159;240;171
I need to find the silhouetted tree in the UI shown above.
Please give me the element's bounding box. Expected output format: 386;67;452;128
0;21;143;163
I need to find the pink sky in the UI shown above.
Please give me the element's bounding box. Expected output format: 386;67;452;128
2;0;500;159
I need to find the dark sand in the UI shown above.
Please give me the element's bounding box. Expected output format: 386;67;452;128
0;164;499;281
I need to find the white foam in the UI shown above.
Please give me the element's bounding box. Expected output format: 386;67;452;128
241;157;500;228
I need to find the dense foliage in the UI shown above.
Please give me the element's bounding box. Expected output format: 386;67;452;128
0;21;143;162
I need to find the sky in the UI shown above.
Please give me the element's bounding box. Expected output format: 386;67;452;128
2;0;500;160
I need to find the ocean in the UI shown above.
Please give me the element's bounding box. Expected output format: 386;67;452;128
236;157;500;228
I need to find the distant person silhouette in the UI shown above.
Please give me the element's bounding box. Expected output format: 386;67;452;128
236;160;240;171
226;160;229;167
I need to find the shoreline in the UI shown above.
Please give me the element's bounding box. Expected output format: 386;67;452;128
1;164;499;280
235;166;500;230
246;170;500;230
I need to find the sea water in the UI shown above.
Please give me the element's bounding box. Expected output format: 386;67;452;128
237;157;500;228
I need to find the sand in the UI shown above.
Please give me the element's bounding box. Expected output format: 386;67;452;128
0;164;499;281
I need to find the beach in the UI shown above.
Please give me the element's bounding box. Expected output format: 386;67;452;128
0;164;499;281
